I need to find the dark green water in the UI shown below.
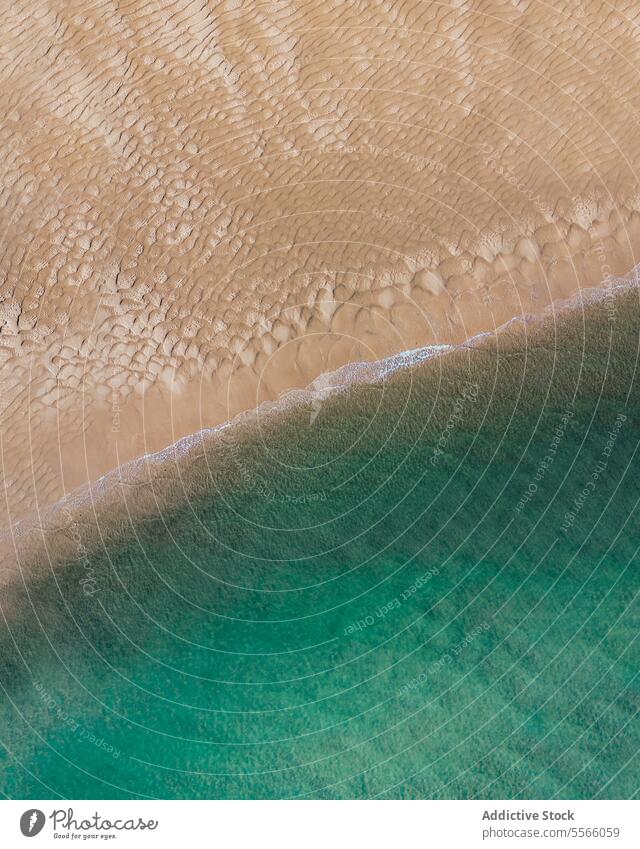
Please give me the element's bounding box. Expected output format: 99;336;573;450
1;287;639;799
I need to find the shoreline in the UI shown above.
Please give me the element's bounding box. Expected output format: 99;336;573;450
2;267;638;591
2;217;639;535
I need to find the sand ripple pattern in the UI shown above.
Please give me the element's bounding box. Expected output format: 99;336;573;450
1;1;640;524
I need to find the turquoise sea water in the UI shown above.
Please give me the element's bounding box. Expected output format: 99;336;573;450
1;287;639;799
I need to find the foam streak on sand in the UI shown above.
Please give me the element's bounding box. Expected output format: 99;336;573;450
87;347;452;474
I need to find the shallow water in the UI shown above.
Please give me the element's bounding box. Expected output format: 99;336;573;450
1;287;639;799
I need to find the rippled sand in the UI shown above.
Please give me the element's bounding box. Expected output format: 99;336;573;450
2;1;640;527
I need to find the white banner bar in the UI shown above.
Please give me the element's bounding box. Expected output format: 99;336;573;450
0;800;638;848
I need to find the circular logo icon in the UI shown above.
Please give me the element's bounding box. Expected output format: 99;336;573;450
20;809;45;837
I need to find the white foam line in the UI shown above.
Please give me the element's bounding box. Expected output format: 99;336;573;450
105;270;640;475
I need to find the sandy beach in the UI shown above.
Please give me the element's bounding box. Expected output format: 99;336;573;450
4;1;640;808
2;0;640;530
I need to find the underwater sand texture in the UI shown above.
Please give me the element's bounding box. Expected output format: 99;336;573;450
1;279;639;798
2;0;640;527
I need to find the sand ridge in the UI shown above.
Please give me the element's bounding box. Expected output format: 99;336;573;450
1;1;640;527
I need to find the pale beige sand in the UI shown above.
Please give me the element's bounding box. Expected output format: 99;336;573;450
1;0;640;529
